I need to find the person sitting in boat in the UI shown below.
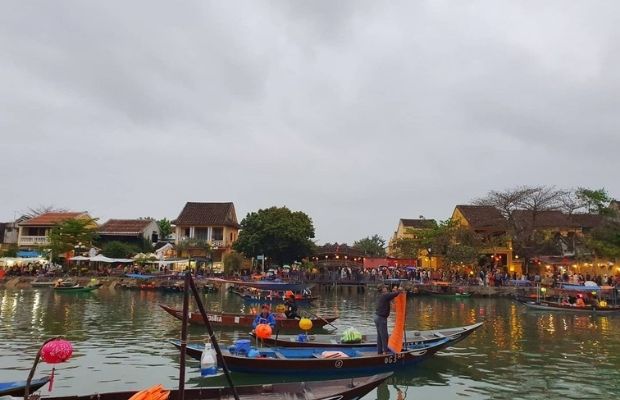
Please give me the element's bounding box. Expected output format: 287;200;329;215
252;304;276;330
284;294;300;319
560;296;570;306
575;295;586;307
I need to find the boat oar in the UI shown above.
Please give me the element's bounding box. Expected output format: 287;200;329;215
304;309;338;331
187;272;240;400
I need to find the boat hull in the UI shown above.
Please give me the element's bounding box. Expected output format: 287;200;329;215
26;373;390;400
218;339;448;375
159;304;337;330
0;376;50;396
54;284;102;293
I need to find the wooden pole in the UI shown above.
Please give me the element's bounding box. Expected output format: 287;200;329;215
178;272;190;400
188;272;240;400
24;337;60;400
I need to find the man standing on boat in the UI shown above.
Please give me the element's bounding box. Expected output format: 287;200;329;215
374;284;401;354
284;294;300;319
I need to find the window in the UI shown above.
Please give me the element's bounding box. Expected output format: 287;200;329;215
195;228;209;240
212;227;223;241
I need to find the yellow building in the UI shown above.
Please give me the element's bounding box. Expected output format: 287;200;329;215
451;205;516;273
388;218;438;268
173;202;240;271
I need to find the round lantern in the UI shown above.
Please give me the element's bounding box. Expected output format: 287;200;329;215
275;304;286;314
41;339;73;364
255;323;272;339
599;300;608;308
299;318;313;331
285;290;294;298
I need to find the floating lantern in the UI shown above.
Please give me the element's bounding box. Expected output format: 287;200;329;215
299;318;313;331
255;323;272;339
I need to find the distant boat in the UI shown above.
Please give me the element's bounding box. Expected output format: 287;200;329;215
31;277;56;287
54;279;102;293
517;299;620;314
0;376;49;396
208;277;314;292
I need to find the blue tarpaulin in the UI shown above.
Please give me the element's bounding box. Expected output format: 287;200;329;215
16;250;41;258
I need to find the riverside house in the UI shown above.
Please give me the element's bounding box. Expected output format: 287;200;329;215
173;202;240;271
98;219;161;246
388;218;438;268
17;211;95;257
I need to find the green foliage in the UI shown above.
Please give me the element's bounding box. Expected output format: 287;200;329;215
233;206;315;265
576;187;612;214
223;251;245;274
176;238;211;256
48;217;99;258
102;241;138;258
157;218;173;239
1;244;18;257
586;219;620;259
353;234;386;257
390;237;421;258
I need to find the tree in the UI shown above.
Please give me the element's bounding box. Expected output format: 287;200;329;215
223;251;245;274
157;218;173;240
48;217;99;260
233;206;315;266
586;219;620;260
353;234;386;257
390;237;422;259
576;187;612;214
22;205;68;219
102;241;138;258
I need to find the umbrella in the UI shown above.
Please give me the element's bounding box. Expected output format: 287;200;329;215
70;256;91;261
89;254;114;263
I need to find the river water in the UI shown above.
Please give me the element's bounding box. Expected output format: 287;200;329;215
1;285;619;400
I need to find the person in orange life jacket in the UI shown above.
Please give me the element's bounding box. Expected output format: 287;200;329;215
252;304;276;330
374;284;402;354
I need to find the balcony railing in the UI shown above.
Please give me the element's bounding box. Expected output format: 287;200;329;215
18;236;50;246
177;238;228;248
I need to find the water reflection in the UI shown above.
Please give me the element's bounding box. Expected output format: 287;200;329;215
1;287;619;399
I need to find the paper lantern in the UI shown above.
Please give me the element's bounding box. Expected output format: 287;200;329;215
299;318;313;331
275;304;286;314
41;339;73;364
285;290;294;298
255;323;272;339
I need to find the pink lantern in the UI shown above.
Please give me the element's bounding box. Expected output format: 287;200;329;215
41;339;73;364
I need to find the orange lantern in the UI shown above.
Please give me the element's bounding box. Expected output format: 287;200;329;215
255;323;272;339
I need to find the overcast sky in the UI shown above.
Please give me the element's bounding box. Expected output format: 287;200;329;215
2;1;619;244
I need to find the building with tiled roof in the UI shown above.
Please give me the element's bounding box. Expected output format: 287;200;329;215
513;210;577;232
17;211;94;248
388;218;437;266
173;202;240;270
98;219;161;245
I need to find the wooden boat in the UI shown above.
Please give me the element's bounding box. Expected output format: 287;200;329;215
54;280;102;293
427;291;472;298
25;373;389;400
159;304;338;330
250;322;483;348
0;376;49;396
31;277;57;287
517;299;620;314
174;338;449;375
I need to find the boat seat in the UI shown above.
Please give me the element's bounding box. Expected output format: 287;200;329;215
272;351;286;359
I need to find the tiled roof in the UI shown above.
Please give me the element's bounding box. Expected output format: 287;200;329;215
455;205;507;230
19;212;88;226
99;219;155;235
400;219;437;229
513;210;576;229
174;202;239;227
569;213;604;229
316;243;365;257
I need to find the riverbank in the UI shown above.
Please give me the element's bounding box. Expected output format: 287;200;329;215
1;275;533;297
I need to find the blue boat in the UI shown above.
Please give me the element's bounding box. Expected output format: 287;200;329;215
173;337;449;375
0;376;50;396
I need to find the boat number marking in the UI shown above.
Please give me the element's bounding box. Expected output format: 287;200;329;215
234;317;240;324
384;353;406;364
207;315;222;323
334;360;343;368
